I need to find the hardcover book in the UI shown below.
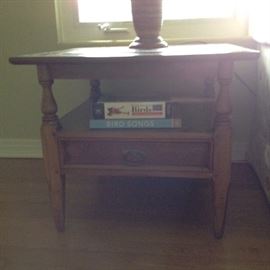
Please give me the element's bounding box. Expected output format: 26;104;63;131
89;118;182;129
92;101;173;119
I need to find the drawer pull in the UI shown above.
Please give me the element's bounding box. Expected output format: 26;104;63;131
122;149;145;166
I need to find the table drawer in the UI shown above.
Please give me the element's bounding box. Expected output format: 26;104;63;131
60;139;212;168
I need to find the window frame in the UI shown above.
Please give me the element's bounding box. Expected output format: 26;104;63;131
54;0;249;46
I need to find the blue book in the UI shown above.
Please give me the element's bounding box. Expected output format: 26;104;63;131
89;118;182;129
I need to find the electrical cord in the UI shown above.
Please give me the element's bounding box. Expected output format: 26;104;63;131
234;72;257;96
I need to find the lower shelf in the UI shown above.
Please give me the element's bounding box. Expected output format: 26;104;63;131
58;100;214;180
62;164;213;179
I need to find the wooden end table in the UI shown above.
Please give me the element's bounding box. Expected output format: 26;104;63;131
10;44;259;238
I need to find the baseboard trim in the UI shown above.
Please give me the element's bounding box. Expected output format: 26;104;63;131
0;138;247;161
0;139;42;158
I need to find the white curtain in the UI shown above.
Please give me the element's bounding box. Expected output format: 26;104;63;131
249;0;270;44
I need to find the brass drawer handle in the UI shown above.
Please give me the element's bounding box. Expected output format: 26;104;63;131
122;149;145;166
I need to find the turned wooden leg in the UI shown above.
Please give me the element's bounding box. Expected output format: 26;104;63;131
212;60;233;238
38;65;65;232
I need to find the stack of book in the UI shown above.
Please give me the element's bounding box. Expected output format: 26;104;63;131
89;100;182;129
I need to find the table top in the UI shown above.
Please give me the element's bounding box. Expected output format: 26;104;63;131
10;44;259;65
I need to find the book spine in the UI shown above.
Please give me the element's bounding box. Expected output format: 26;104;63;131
89;118;182;129
92;101;173;119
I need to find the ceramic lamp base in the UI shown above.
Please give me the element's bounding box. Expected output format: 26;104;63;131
129;36;168;49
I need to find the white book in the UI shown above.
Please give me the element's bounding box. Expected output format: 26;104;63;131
103;101;166;119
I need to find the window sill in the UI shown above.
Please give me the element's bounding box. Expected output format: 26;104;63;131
57;36;257;49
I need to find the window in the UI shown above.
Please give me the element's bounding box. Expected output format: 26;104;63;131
55;0;249;45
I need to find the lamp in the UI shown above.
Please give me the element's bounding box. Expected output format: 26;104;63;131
129;0;168;49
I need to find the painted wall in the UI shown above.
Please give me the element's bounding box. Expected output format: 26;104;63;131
0;0;258;160
0;0;89;140
249;45;270;201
